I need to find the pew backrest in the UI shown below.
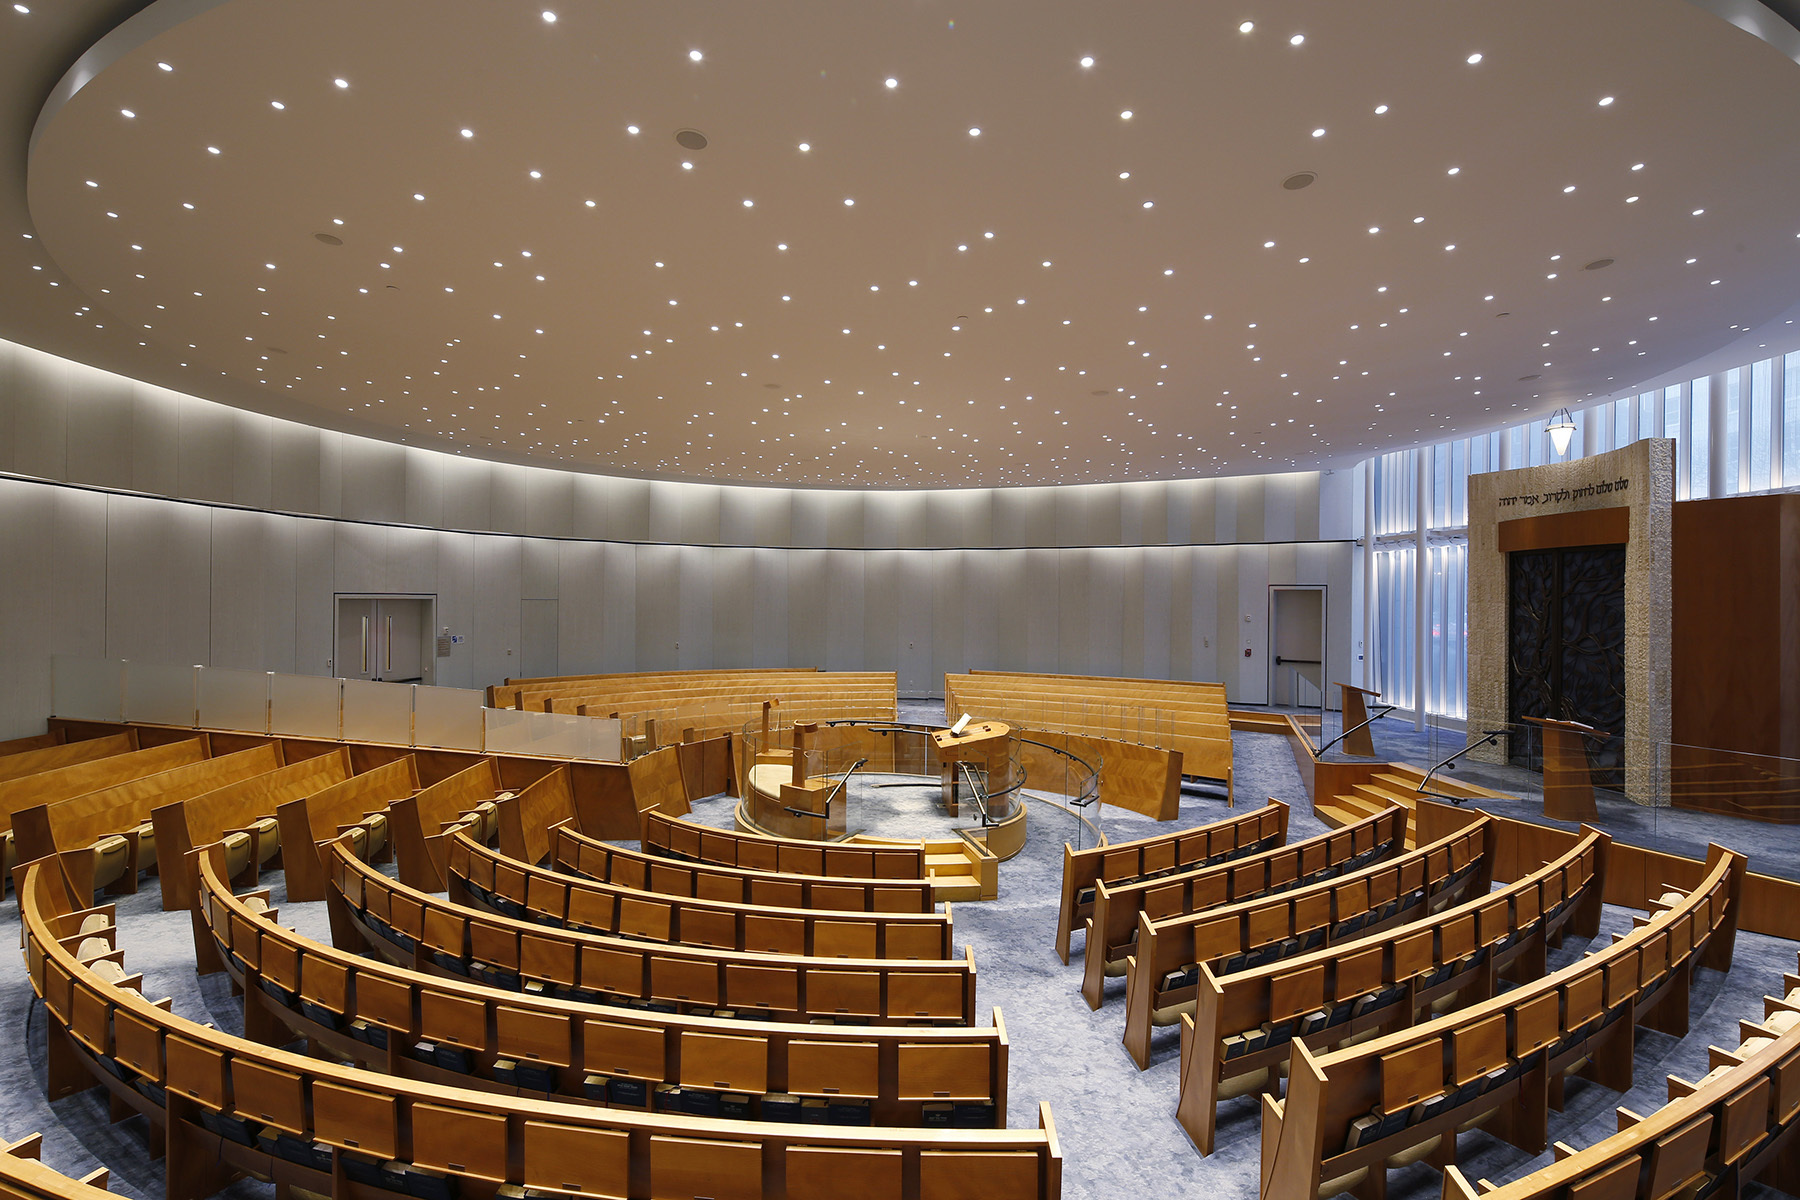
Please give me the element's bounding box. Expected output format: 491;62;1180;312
644;809;926;879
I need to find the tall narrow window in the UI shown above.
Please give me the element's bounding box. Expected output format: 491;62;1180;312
1750;359;1772;492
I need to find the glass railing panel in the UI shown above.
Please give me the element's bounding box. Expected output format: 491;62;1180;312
413;685;485;751
340;679;412;746
269;673;341;740
51;654;125;723
124;661;196;728
195;667;270;735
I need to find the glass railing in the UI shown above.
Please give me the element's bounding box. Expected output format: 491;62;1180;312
50;654;622;761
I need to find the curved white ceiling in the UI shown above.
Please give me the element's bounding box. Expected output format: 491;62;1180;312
19;0;1800;487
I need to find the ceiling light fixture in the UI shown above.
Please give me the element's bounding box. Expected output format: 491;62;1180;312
1546;408;1576;454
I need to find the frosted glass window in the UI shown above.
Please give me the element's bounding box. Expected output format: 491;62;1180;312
1613;399;1632;449
1640;392;1659;441
1665;386;1682;441
1690;377;1711;498
1372;548;1415;711
1723;369;1740;495
1787;354;1800;485
1749;359;1773;492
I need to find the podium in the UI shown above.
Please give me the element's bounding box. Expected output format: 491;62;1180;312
1523;716;1606;822
931;721;1012;817
1334;683;1383;757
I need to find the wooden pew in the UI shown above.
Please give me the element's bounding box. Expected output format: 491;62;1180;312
1175;826;1609;1154
0;1131;118;1200
150;748;353;912
1441;950;1800;1200
330;839;981;1027
1120;814;1493;1068
1083;805;1408;1011
644;809;927;879
492;666;823;705
194;848;1008;1128
23;859;1063;1200
0;738;208;841
1260;845;1745;1200
496;763;576;867
1055;800;1289;964
12;743;285;900
0;731;136;784
450;831;955;960
275;756;419;902
388;757;507;892
0;728;69;757
551;822;937;914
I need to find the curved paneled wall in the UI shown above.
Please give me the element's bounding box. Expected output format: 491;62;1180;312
0;337;1358;738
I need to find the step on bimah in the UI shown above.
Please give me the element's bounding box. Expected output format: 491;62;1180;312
1055;800;1288;964
1258;845;1745;1200
1120;813;1493;1069
22;857;1064;1200
1174;824;1609;1154
329;837;980;1027
193;845;1011;1129
151;748;353;912
450;829;955;960
1444;947;1800;1200
1082;804;1408;1011
551;821;937;914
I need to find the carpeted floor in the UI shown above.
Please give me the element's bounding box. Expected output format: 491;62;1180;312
1;705;1793;1199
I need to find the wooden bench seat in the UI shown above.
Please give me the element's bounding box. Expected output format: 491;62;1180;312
330;840;979;1027
1175;826;1609;1154
1083;804;1408;1011
1055;800;1288;964
1260;845;1745;1200
13;743;287;900
552;823;937;914
193;847;1009;1128
23;859;1062;1200
644;809;927;879
151;748;353;912
1443;949;1800;1200
452;830;954;960
1;738;208;877
1120;814;1493;1068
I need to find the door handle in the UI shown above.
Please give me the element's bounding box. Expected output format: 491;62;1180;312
385;614;393;672
360;616;369;674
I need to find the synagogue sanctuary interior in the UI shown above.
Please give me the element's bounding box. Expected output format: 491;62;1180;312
4;3;1800;1200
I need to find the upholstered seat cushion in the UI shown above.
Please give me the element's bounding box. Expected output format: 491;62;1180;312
252;816;281;862
90;836;131;890
133;821;157;870
223;830;254;879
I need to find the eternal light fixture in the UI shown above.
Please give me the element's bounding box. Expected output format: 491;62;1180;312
1546;407;1577;454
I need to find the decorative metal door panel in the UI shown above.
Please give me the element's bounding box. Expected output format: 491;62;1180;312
1507;545;1626;787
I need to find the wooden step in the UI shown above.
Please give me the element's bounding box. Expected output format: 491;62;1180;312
1332;790;1394;821
1349;783;1418;811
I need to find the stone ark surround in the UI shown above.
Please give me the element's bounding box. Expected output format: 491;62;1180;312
1466;439;1674;804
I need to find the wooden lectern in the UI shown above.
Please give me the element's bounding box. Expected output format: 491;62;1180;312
1334;683;1383;757
931;721;1012;817
1524;715;1606;822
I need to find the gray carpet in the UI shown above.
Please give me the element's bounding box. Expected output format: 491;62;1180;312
1;707;1793;1199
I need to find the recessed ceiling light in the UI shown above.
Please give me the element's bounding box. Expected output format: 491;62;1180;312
157;61;172;71
968;127;981;137
885;76;898;88
844;197;854;205
529;169;542;178
1374;103;1389;114
1143;200;1154;208
120;108;135;118
1263;240;1275;248
333;78;349;88
1311;128;1325;138
1368;226;1380;234
1466;52;1482;64
541;9;555;21
461;128;474;137
1632;163;1645;171
1289;33;1304;45
798;142;810;151
1598;96;1614;106
689;49;704;62
1120;109;1133;119
1692;208;1705;216
182;202;194;209
1563;185;1576;193
1080;55;1095;67
13;4;28;11
681;161;693;170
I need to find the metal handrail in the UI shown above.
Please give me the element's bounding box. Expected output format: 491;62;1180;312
1415;729;1511;803
1313;704;1399;756
957;760;992;826
784;756;866;820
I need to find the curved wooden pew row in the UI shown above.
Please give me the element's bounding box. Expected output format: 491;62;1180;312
152;748;354;912
1175;825;1609;1154
0;738;207;881
1083;804;1408;1011
642;810;926;880
451;830;954;960
551;823;936;914
24;861;1063;1200
13;743;290;901
277;757;420;901
1053;800;1288;964
331;841;979;1027
0;1132;118;1200
1120;814;1492;1069
193;849;1009;1129
1260;845;1746;1200
1443;948;1800;1200
388;758;518;893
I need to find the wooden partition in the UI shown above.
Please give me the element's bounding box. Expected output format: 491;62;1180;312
276;756;420;901
389;758;506;892
1083;805;1408;1013
948;671;1233;789
1259;846;1744;1200
451;831;954;960
1175;826;1607;1154
496;765;577;867
194;849;1009;1129
152;748;352;911
1055;801;1289;964
1120;814;1491;1068
24;860;1063;1200
552;823;937;914
330;841;979;1027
